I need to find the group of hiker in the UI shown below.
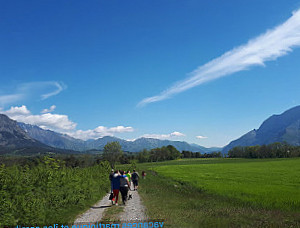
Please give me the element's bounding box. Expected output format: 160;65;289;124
109;169;144;205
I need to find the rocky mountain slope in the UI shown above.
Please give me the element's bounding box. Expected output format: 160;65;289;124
223;105;300;153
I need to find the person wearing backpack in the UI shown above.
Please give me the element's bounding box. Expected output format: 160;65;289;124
131;169;139;191
119;170;130;205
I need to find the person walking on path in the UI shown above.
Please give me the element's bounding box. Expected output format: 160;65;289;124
109;169;114;192
126;171;132;190
142;171;146;179
119;170;130;205
112;170;121;205
131;169;139;191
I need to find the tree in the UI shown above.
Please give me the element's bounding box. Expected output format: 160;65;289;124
102;141;123;168
182;150;192;158
166;145;181;160
137;149;150;163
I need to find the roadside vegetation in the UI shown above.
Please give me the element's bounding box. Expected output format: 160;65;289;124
0;157;110;226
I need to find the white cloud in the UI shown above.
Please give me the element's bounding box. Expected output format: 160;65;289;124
126;138;136;142
0;81;65;107
142;131;186;140
5;105;31;115
0;105;134;140
68;129;100;140
107;126;134;133
2;106;76;131
69;126;134;140
196;135;208;139
41;105;56;113
171;131;185;137
138;8;300;106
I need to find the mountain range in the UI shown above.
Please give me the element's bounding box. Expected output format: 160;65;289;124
2;104;300;155
2;114;218;154
0;114;78;155
0;114;44;152
223;105;300;153
18;122;219;153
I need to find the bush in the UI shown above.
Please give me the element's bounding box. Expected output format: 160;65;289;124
0;157;111;226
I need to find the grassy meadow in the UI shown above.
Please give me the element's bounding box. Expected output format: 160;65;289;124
136;158;300;227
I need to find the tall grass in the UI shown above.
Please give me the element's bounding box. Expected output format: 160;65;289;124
0;157;111;226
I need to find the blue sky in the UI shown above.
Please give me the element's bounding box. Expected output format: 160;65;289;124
1;0;300;147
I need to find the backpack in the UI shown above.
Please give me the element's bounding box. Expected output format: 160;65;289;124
132;172;139;181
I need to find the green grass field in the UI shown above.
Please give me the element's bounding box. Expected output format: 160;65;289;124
137;158;300;227
154;158;300;211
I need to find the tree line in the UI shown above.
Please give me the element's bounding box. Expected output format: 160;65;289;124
228;142;300;158
181;150;222;159
4;141;300;169
134;146;222;163
101;141;222;166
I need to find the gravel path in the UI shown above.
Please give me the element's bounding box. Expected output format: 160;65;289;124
119;189;147;222
73;189;147;224
73;192;112;224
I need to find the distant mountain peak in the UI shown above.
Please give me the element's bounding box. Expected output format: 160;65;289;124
0;114;46;153
223;105;300;153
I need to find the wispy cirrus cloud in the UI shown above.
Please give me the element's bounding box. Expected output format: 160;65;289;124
138;9;300;107
40;82;65;100
0;81;66;107
0;94;23;106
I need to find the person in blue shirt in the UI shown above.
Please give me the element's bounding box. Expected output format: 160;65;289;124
111;170;121;205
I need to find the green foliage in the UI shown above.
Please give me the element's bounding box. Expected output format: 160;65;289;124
103;141;123;168
137;145;181;163
137;146;221;163
0;154;105;168
0;157;111;226
181;150;222;158
228;142;300;158
130;160;137;170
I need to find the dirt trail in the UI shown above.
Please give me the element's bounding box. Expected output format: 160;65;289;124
119;189;147;221
74;190;147;224
73;193;112;224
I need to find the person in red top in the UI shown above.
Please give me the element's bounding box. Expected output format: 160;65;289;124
142;171;146;179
